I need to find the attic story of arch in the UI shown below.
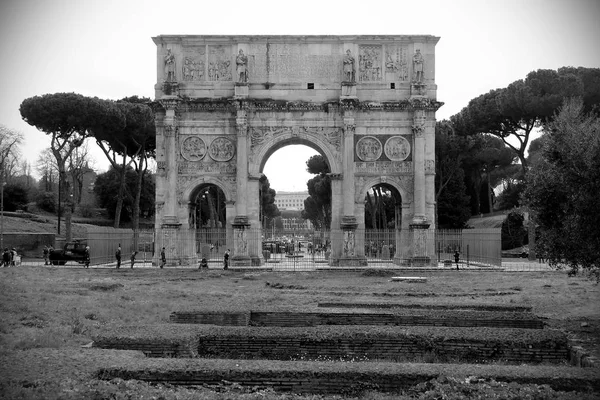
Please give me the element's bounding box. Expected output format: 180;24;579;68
153;35;443;267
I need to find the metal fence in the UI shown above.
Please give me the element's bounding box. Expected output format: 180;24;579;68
435;228;502;268
17;226;559;271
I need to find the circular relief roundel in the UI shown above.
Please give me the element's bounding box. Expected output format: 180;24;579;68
384;136;411;161
181;137;206;161
356;136;383;162
209;137;235;162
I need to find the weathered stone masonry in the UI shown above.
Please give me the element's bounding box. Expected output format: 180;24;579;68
152;35;443;266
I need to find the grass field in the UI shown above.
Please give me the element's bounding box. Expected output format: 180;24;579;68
1;266;599;399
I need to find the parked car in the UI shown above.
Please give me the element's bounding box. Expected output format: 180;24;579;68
49;241;88;265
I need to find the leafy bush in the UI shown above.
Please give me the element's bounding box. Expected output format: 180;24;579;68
501;211;527;250
35;191;57;213
2;183;29;211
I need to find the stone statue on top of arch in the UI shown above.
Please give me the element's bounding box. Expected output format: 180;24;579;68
236;49;248;83
164;48;176;82
343;49;356;83
412;49;424;83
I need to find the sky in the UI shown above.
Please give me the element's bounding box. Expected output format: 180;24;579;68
1;0;599;192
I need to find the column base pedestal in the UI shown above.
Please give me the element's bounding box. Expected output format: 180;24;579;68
234;83;249;98
409;256;431;267
331;256;368;267
231;255;252;267
341;82;357;98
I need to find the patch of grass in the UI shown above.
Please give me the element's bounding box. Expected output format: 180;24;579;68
88;283;124;292
361;269;395;277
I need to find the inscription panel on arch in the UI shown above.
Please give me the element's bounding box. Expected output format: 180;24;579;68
355;161;413;175
248;43;343;83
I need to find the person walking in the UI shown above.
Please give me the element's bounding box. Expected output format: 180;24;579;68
84;246;90;268
2;248;10;267
130;251;137;269
43;245;49;266
160;247;166;269
115;244;122;269
223;249;230;270
454;249;460;270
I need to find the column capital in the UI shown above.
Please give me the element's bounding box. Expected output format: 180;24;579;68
159;96;180;110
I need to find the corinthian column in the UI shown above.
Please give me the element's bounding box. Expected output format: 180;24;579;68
232;100;252;266
159;98;180;226
410;109;431;266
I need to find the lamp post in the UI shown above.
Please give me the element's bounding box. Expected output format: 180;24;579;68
57;179;61;235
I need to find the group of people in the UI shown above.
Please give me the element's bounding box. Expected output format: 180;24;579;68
2;248;18;267
115;245;138;269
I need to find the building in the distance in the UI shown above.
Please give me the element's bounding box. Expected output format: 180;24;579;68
274;191;312;230
274;191;308;211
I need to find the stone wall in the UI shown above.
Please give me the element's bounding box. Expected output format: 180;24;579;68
169;310;545;329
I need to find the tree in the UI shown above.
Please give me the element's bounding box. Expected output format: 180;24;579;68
259;175;280;228
524;98;600;279
66;142;94;206
20;93;120;240
90;97;154;230
451;68;599;176
36;149;59;193
301;155;331;230
435;120;472;227
501;211;527;250
94;166;155;222
0;124;24;183
2;183;28;212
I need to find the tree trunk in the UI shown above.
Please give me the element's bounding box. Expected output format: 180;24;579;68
58;167;73;241
132;155;146;249
366;192;377;229
113;159;128;229
487;175;493;214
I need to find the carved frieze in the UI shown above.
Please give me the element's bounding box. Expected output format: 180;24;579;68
301;127;342;151
163;125;176;137
178;161;236;174
385;45;409;81
359;45;382;82
209;137;235;161
249;126;293;148
355;161;413;174
356;136;383;161
425;159;435;174
208;45;232;81
180;137;207;161
156;161;166;177
384;136;411;161
182;56;205;81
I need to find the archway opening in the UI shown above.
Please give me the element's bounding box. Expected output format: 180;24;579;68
190;183;227;254
364;183;402;261
260;144;332;260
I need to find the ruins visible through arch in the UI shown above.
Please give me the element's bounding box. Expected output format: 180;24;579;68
153;35;442;267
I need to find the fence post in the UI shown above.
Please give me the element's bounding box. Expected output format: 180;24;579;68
467;244;470;268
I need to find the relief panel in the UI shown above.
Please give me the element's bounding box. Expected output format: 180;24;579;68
208;45;232;81
208;137;236;162
359;45;382;82
180;136;207;161
182;46;206;81
384;45;409;81
356;136;383;161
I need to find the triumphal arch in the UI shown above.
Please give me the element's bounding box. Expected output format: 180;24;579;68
152;35;442;267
